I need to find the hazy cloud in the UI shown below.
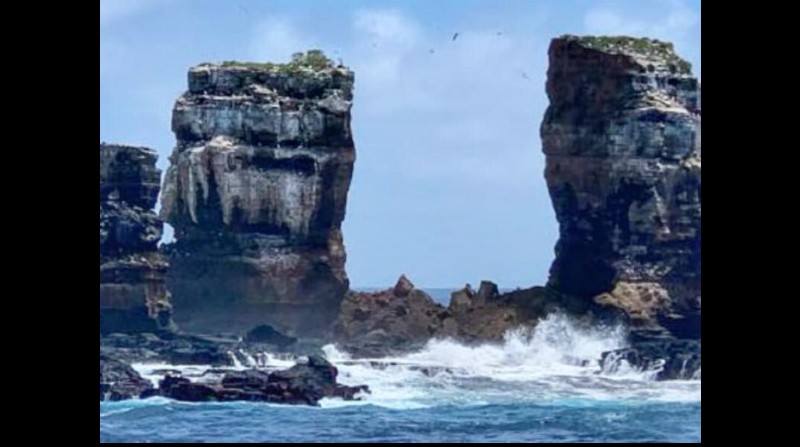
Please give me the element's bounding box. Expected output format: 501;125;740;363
347;9;543;185
100;0;165;27
249;17;315;63
583;0;700;75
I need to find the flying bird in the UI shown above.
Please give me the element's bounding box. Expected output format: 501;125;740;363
522;71;530;80
452;32;460;42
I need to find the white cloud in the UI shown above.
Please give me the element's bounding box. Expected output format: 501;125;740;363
346;9;544;187
349;9;423;101
354;9;421;50
100;0;165;27
584;1;699;44
249;17;314;63
583;0;700;77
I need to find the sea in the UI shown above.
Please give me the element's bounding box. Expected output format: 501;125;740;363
99;289;701;443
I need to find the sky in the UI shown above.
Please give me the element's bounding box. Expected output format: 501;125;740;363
100;0;701;289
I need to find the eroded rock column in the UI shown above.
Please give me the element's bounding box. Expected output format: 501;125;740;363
541;36;701;340
161;55;356;337
100;144;172;334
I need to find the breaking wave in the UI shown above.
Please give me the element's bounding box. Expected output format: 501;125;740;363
106;313;700;442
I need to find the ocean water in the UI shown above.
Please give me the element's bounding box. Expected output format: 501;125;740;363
100;310;701;443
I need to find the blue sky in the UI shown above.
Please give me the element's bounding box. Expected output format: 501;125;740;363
100;0;701;289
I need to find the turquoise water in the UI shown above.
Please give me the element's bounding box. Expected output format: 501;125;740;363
100;399;700;443
100;302;701;443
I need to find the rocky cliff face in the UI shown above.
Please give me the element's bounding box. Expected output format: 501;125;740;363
541;36;701;340
100;144;172;334
161;53;356;337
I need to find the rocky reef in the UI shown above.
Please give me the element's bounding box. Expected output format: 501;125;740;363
100;346;369;406
600;339;700;381
155;355;369;406
335;276;574;357
100;354;155;401
160;52;356;337
541;36;701;342
100;144;172;335
335;276;457;357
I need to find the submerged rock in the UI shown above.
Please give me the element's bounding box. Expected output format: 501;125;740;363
100;354;154;401
161;53;356;337
600;340;700;381
101;332;235;367
541;36;701;340
244;324;298;349
100;144;173;335
157;355;369;406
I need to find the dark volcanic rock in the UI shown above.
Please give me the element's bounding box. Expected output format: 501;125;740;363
100;332;236;366
335;276;458;357
541;36;701;340
167;347;233;367
245;325;298;348
100;354;154;401
157;355;369;406
600;340;700;381
446;283;616;343
100;144;173;335
393;275;415;297
336;277;588;355
161;53;356;337
447;284;519;342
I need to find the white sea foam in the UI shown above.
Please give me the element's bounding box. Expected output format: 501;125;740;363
322;313;701;408
128;313;700;409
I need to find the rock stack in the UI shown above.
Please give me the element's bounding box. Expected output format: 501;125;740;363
161;52;357;337
541;36;701;341
100;144;172;335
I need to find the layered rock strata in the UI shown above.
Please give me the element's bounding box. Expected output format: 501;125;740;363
541;36;701;341
161;53;356;337
100;144;172;334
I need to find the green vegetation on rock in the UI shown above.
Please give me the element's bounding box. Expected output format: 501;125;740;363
564;35;692;74
220;50;338;73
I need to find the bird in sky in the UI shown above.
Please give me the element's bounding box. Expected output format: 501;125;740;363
452;32;460;42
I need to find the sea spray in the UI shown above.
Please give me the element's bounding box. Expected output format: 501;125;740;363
320;313;700;407
130;313;700;409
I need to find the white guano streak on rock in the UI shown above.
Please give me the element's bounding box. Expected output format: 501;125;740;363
177;139;325;236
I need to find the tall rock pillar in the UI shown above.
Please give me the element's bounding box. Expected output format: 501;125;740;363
541;36;701;340
161;53;356;337
100;144;172;334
